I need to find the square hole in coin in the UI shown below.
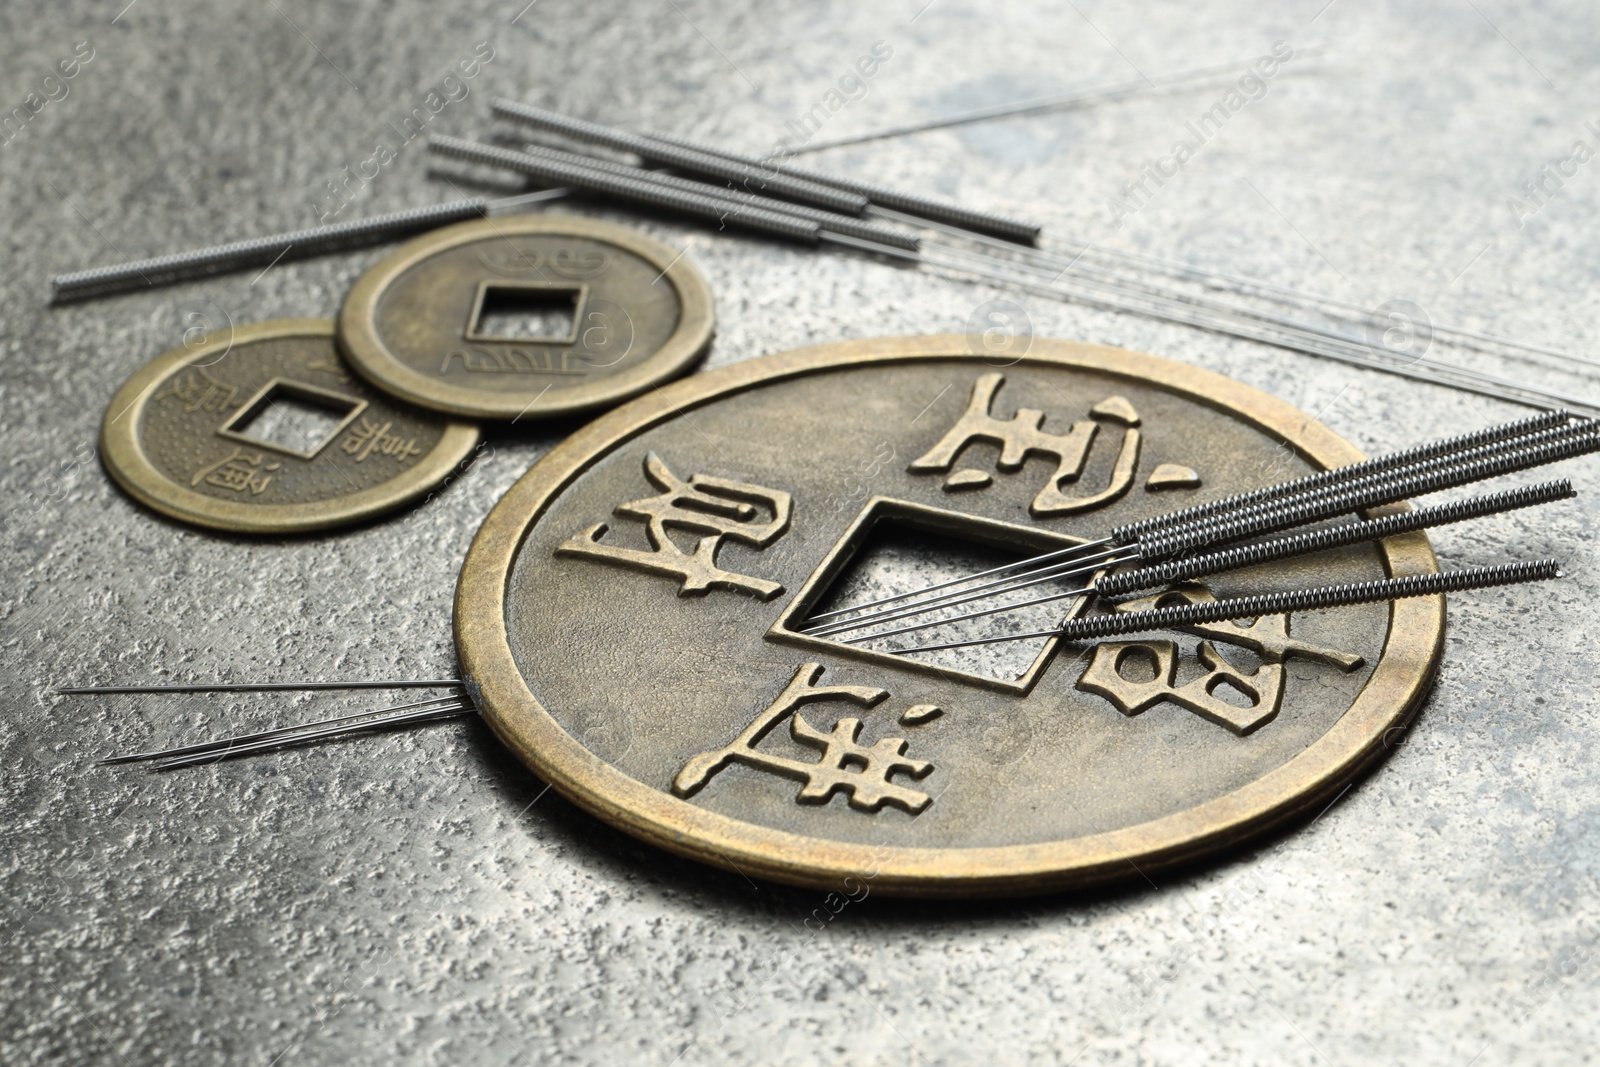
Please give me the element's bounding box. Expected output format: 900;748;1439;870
769;498;1097;694
466;282;583;344
217;380;366;460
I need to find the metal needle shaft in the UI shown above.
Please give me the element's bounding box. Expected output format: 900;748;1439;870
805;537;1115;623
841;584;1095;644
806;548;1133;637
888;560;1561;654
152;703;473;770
60;679;462;695
48;192;569;303
514;142;920;250
490;98;870;213
100;694;468;765
429;135;822;242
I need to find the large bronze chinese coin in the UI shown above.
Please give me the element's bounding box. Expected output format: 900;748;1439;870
101;318;479;534
456;337;1443;897
337;215;714;420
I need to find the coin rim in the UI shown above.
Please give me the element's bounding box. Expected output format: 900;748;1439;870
101;318;482;534
455;336;1444;897
336;215;716;420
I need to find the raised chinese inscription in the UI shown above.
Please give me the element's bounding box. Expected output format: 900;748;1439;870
1077;583;1365;735
909;373;1151;516
100;318;478;533
190;447;279;496
556;451;792;599
337;216;713;420
338;416;425;464
673;663;937;814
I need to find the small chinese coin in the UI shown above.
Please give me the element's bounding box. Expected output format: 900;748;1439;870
456;337;1444;897
336;215;715;420
100;318;479;534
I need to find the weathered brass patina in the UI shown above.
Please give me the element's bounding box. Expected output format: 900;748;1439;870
337;215;714;420
101;318;479;534
456;337;1444;897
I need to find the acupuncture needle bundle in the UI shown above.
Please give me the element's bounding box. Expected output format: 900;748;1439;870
51;98;1600;415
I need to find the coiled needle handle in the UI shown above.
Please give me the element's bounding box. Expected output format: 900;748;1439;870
1139;424;1600;558
429;136;822;243
888;560;1563;654
1118;409;1570;542
1062;560;1561;641
1098;479;1575;595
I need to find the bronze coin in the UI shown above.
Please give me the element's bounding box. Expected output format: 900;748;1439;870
101;318;480;534
336;215;714;420
455;337;1443;897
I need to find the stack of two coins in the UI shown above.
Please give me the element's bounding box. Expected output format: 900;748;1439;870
100;217;715;533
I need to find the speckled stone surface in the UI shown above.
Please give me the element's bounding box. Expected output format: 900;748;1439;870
4;1;1599;1064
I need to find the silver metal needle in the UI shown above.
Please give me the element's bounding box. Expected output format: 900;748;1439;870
60;679;462;695
101;695;475;769
805;549;1133;638
817;230;1600;415
48;191;570;303
887;560;1561;655
840;584;1095;644
100;694;469;765
152;703;473;770
816;425;1587;647
805;537;1116;623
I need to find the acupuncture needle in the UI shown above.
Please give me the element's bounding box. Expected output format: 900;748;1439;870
837;583;1099;645
151;702;475;771
488;98;872;215
49;100;1590;409
887;207;1600;377
472;121;1600;409
804;551;1134;639
425;133;1600;413
55;138;1598;418
85;442;1585;764
836;480;1572;646
877;427;1595;630
886;560;1561;655
816;424;1595;638
58;678;462;695
99;694;470;765
519;99;1596;381
808;411;1577;626
998;231;1600;376
802;543;1134;636
47;188;572;302
512;141;921;250
803;536;1119;624
806;412;1561;626
922;239;1600;398
675;52;1322;156
486;112;1600;403
823;231;1600;415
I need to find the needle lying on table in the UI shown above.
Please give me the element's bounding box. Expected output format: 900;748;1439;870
47;191;570;303
57;678;462;694
96;694;474;769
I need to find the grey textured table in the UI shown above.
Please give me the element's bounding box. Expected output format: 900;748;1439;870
4;2;1598;1064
